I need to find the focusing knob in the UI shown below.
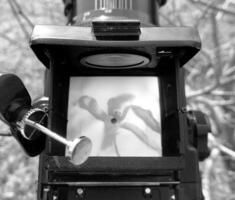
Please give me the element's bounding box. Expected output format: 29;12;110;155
187;110;211;161
17;108;47;140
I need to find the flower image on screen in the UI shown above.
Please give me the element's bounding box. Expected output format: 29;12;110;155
67;77;162;157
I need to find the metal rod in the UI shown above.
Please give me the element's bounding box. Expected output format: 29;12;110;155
47;181;180;187
25;118;71;146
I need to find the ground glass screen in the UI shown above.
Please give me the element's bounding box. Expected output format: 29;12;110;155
67;77;162;157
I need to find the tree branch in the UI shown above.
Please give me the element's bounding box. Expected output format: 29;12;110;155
0;132;12;137
0;33;25;49
194;97;235;106
220;75;235;86
190;0;235;17
223;64;235;76
211;11;222;82
194;0;213;28
211;90;235;96
187;82;218;99
187;75;235;99
159;13;176;26
216;0;233;20
209;133;235;159
11;0;34;28
172;1;184;26
7;0;30;40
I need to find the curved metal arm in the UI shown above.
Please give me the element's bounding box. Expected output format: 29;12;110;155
19;109;92;165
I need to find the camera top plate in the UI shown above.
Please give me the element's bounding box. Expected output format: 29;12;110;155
30;25;201;70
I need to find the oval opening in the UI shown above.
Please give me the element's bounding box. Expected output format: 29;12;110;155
80;53;150;69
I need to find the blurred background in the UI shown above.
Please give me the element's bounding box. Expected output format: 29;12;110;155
0;0;234;199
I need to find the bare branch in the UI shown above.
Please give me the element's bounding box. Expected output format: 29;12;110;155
187;74;235;99
190;0;235;17
0;132;12;137
7;0;30;40
211;11;222;82
216;0;233;20
11;0;34;28
159;13;176;26
220;75;235;86
209;134;235;159
211;90;235;96
172;1;184;26
211;100;235;107
223;65;235;76
187;82;218;99
196;97;235;106
0;33;25;49
202;149;218;200
194;0;213;28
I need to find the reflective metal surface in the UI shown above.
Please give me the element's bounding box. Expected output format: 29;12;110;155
25;118;92;165
47;181;180;186
73;0;160;26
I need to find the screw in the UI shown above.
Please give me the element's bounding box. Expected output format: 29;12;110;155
144;187;152;197
77;188;84;198
180;107;187;113
53;195;58;200
111;118;118;124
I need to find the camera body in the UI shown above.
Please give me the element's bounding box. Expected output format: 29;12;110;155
0;1;211;200
30;22;208;200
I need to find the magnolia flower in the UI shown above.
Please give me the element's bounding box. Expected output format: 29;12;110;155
66;77;161;157
76;94;161;156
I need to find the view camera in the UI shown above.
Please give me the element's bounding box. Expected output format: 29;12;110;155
0;0;211;200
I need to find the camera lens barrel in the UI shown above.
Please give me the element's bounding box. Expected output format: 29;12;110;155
63;0;167;26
